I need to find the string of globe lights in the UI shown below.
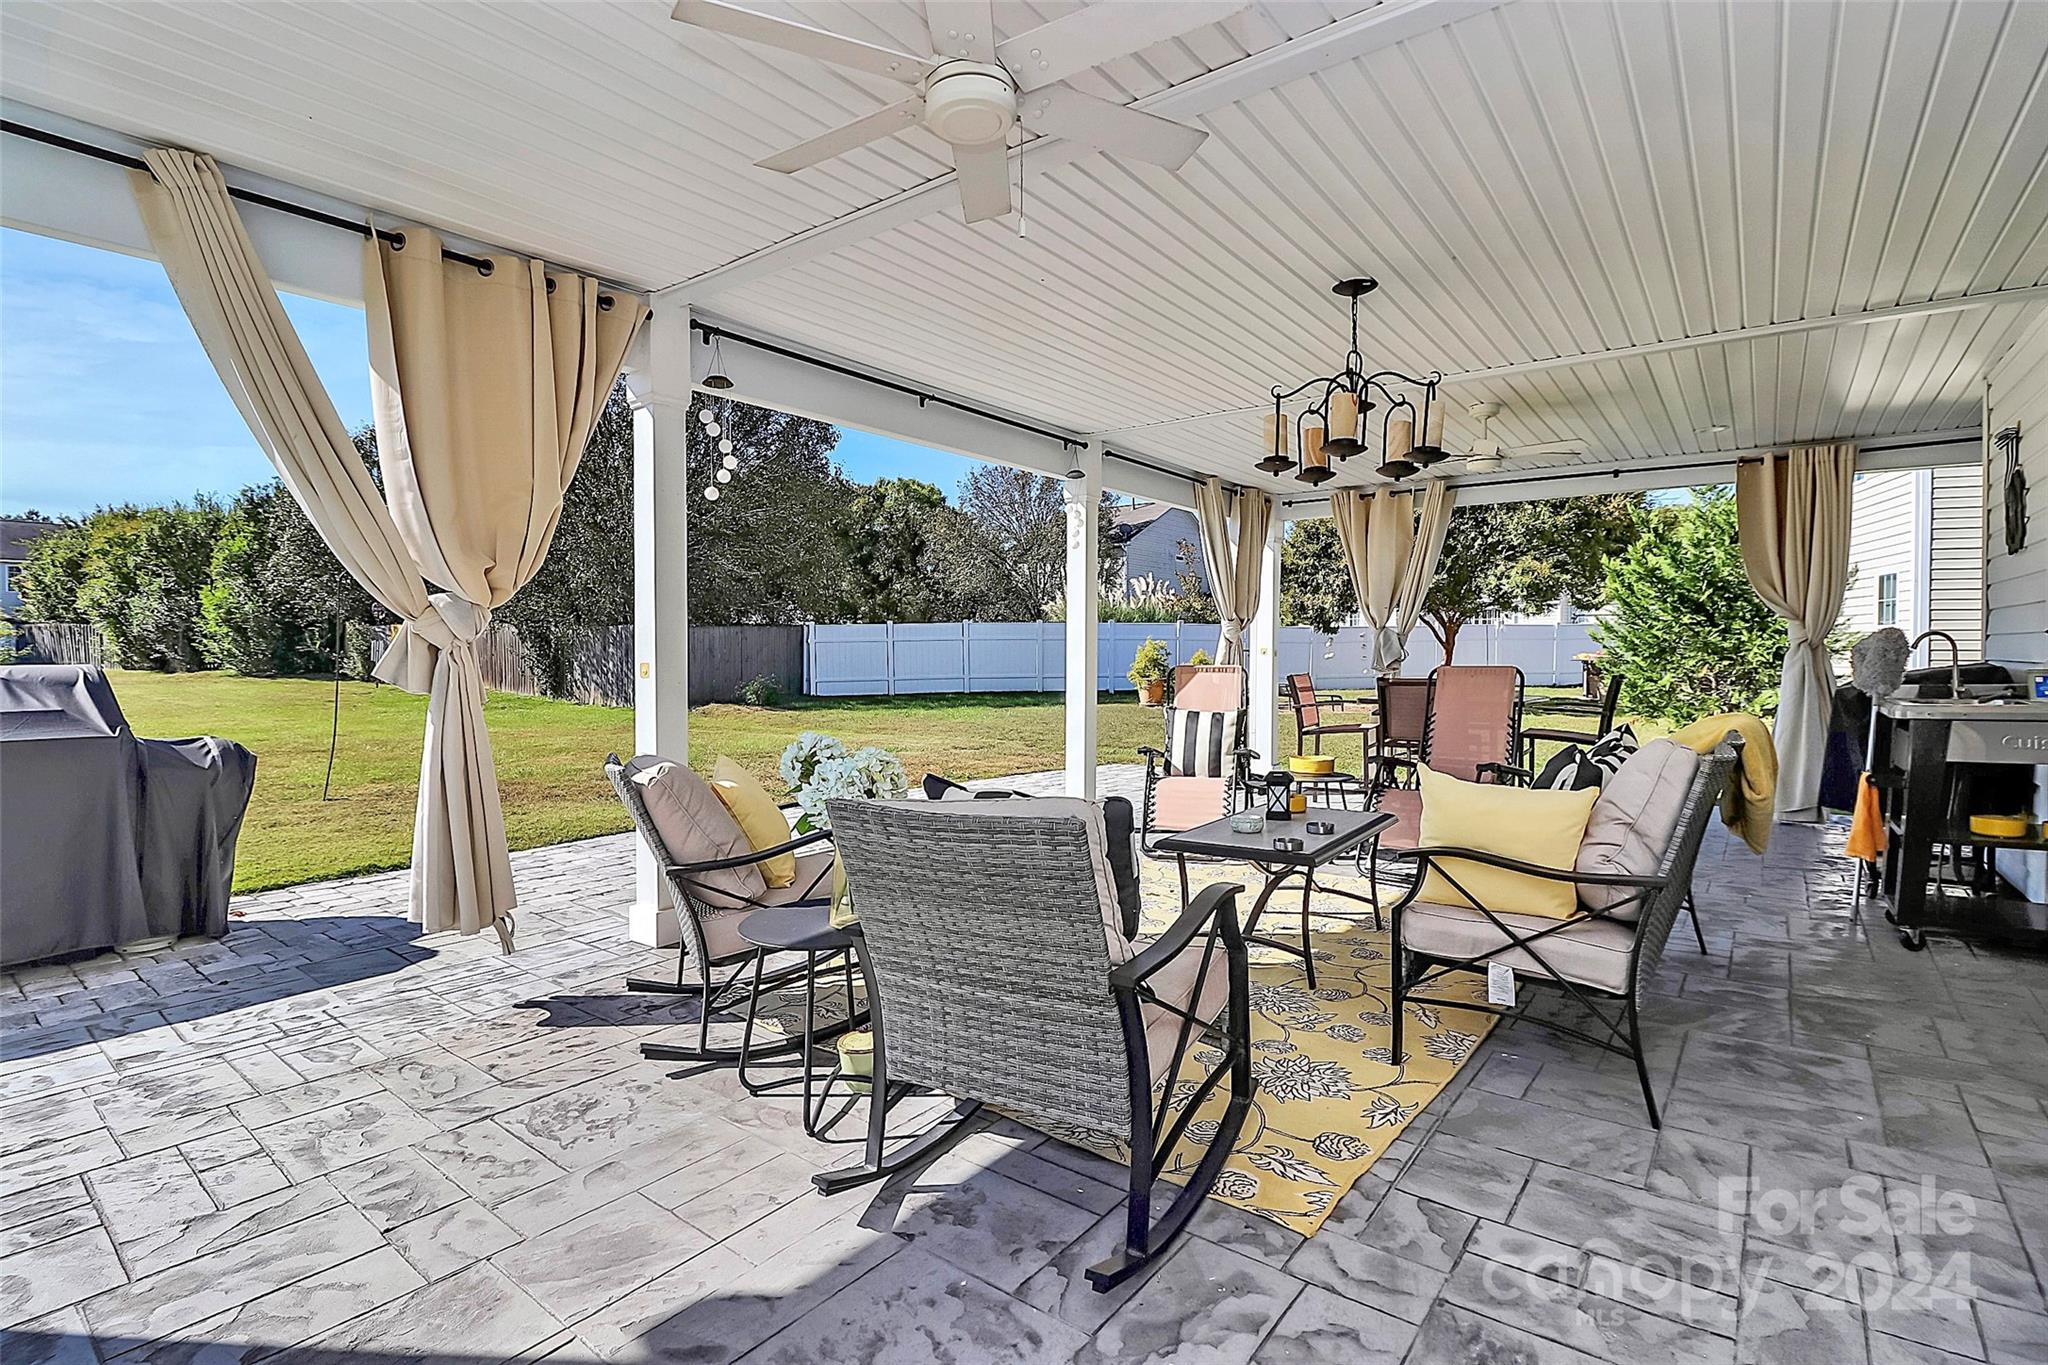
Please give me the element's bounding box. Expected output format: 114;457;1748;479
700;332;737;502
1261;278;1447;485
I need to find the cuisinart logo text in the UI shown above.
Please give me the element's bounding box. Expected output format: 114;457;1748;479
2000;732;2048;753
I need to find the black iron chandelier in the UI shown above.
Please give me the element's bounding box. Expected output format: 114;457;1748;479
1262;278;1446;485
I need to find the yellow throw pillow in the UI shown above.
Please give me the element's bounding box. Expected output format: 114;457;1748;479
1415;766;1600;920
710;756;797;887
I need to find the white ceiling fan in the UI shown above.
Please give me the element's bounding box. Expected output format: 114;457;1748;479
1455;401;1590;473
671;1;1244;223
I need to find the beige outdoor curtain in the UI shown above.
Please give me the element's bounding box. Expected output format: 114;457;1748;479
1194;477;1274;665
1737;444;1855;823
1330;480;1455;673
131;149;642;943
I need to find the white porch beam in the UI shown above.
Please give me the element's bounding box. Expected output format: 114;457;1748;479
1090;285;2048;441
1246;513;1285;771
689;314;1203;505
1279;429;1985;516
624;303;694;947
673;0;1511;302
1064;452;1102;799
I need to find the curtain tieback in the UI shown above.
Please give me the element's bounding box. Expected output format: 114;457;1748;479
372;593;492;694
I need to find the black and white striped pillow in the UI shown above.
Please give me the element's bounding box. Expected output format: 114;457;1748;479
1167;708;1233;777
1586;725;1639;781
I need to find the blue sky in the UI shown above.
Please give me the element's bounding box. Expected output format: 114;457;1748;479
0;227;981;517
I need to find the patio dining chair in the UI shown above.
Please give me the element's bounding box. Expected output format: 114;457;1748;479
1286;673;1375;772
1138;664;1255;853
1368;665;1529;855
815;796;1254;1292
606;753;842;1063
1374;676;1431;776
1387;735;1739;1127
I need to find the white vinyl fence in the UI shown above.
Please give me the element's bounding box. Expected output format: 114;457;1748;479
804;620;1598;696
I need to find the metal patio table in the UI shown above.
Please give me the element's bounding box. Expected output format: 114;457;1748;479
734;905;864;1138
1155;807;1395;989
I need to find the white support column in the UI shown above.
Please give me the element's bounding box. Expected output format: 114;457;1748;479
1064;451;1101;798
625;300;693;947
1247;514;1285;770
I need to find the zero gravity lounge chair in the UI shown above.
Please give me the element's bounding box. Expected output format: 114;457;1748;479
816;796;1255;1291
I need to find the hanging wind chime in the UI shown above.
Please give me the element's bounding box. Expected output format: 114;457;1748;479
699;334;740;502
1261;278;1446;485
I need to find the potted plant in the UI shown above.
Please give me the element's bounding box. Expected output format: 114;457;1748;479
1129;638;1171;705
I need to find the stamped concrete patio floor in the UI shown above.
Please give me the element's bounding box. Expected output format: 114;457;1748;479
4;768;2047;1365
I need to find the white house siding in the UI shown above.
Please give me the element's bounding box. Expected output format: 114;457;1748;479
1926;464;1984;661
1117;509;1210;596
1844;470;1920;641
1982;306;2048;901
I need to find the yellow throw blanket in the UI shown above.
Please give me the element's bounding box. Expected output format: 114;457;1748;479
1672;713;1778;855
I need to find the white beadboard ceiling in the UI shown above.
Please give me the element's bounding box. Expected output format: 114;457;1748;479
3;0;2046;497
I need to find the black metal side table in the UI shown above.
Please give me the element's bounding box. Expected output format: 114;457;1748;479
734;905;864;1138
1157;808;1395;989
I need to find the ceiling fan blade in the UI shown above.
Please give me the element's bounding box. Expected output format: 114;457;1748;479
998;1;1248;93
1512;440;1591;457
756;97;926;173
924;0;995;63
1020;85;1206;170
953;141;1012;223
672;0;928;84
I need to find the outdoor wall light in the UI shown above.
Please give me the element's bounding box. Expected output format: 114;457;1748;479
1264;277;1444;486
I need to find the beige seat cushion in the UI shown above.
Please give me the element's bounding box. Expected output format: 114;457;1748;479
694;848;838;959
1152;777;1229;832
1139;937;1231;1076
1401;899;1637;995
628;756;766;909
1576;740;1699;918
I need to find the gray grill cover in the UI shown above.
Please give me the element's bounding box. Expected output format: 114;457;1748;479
0;665;256;966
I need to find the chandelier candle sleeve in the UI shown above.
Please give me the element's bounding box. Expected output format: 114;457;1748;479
1263;409;1290;456
1424;404;1445;451
1328;391;1360;442
1388;416;1413;459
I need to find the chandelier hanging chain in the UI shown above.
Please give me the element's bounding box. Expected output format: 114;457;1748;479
1259;278;1446;486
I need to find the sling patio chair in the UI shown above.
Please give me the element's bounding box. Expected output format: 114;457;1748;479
1373;675;1432;779
814;796;1254;1291
1138;663;1256;854
1521;674;1625;774
1368;665;1529;857
606;753;852;1064
1285;673;1375;772
1387;735;1740;1127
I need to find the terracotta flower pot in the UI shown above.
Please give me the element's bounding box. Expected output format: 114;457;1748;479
1139;679;1167;706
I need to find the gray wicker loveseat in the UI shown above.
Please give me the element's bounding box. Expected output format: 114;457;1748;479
1386;735;1740;1127
820;795;1256;1291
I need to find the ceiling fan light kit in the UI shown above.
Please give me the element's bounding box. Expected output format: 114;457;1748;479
673;1;1241;224
1266;277;1443;486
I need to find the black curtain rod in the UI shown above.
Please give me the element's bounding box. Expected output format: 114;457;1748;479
1279;435;1967;505
1101;447;1241;497
696;322;1084;452
2;119;634;307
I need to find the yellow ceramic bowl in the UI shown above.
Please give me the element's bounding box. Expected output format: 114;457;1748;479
1969;813;2032;840
1288;754;1337;776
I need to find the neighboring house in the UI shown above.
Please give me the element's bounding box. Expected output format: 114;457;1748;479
1109;501;1210;598
0;518;58;614
1841;466;1985;667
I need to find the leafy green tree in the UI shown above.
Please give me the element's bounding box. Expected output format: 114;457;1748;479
842;477;963;621
685;394;856;626
1422;493;1643;663
1280;517;1355;634
14;516;99;624
65;501;225;670
198;487;286;674
1594;487;1787;722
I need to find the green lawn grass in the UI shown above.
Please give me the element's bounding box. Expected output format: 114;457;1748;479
110;670;1658;894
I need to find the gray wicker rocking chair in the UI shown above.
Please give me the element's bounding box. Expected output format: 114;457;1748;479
817;796;1255;1291
1387;736;1740;1127
606;753;849;1064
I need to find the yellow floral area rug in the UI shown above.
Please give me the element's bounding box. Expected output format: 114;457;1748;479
1120;859;1496;1238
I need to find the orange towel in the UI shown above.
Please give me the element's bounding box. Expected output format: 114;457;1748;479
1845;773;1887;861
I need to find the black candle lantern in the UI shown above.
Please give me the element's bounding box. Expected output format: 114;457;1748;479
1263;770;1294;822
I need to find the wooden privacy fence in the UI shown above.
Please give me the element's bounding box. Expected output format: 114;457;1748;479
372;623;803;706
13;622;105;666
